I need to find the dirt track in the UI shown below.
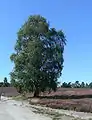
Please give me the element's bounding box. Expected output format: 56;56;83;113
1;96;92;120
0;96;51;120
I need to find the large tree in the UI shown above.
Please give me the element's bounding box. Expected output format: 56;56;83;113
10;15;66;97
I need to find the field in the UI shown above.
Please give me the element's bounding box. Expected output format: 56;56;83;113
30;88;92;113
41;88;92;97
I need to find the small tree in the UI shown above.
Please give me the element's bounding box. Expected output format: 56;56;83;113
80;82;85;88
61;82;68;88
89;82;92;88
0;82;3;87
85;83;89;88
3;77;10;87
67;82;72;88
74;81;80;88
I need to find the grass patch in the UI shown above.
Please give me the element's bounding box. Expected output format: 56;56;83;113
31;105;85;120
12;95;26;101
52;113;63;120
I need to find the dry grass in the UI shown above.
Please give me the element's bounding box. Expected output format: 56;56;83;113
35;98;92;112
29;88;92;113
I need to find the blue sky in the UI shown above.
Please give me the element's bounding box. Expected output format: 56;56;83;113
0;0;92;83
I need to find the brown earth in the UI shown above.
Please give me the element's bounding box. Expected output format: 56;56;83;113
0;87;19;97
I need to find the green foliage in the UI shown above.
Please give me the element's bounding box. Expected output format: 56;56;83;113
61;82;72;88
0;82;3;87
10;15;66;96
80;82;85;88
85;83;89;88
61;81;91;88
89;82;92;88
74;81;80;88
0;77;10;87
3;77;10;87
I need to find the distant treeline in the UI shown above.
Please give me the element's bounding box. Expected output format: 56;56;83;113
61;81;92;88
0;77;10;87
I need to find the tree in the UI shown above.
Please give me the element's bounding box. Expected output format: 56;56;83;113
80;82;85;88
67;82;72;88
0;82;3;87
74;81;80;88
10;15;66;97
85;83;89;88
4;77;8;84
61;82;68;88
89;82;92;88
3;77;10;87
61;82;71;88
10;78;23;93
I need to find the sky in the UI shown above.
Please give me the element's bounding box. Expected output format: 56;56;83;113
0;0;92;83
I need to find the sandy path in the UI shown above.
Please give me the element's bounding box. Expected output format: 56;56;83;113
0;96;51;120
1;96;92;120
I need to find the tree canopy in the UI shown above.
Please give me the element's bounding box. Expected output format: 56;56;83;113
10;15;66;96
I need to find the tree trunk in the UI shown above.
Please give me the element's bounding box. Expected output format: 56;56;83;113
34;88;40;97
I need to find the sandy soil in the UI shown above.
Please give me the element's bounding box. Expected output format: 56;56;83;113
0;96;92;120
0;96;51;120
